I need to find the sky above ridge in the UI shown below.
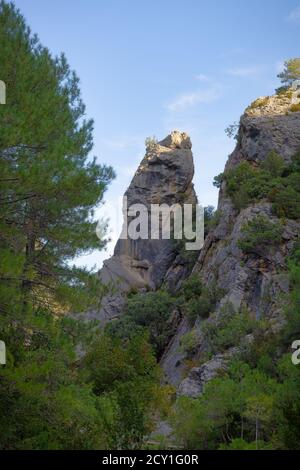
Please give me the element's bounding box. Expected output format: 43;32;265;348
14;0;300;269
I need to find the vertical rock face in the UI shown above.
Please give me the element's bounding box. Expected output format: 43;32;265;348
162;93;300;394
195;93;300;313
88;131;197;324
114;130;196;288
226;92;300;170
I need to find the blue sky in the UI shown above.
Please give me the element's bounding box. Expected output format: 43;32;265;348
14;0;300;269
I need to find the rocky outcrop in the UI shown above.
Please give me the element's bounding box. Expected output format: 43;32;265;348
114;130;196;289
85;91;300;398
162;92;300;397
87;131;197;325
194;96;300;317
227;90;300;170
177;353;229;398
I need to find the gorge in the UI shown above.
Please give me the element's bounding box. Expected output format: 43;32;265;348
88;88;300;403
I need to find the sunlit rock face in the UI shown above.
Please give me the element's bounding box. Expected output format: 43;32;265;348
227;92;300;169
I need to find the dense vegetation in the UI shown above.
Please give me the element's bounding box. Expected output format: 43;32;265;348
0;2;166;450
172;242;300;450
107;274;224;362
237;214;283;254
107;289;178;358
214;149;300;218
181;274;223;323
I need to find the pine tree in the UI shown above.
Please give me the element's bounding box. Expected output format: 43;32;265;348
277;58;300;90
0;0;115;321
0;1;117;449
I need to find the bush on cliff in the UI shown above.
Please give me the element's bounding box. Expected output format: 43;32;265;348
181;274;224;323
237;214;283;254
201;303;256;353
216;149;300;219
107;290;178;357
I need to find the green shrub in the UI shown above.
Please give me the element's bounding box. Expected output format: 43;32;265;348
219;438;267;450
215;149;300;219
105;315;144;341
285;172;300;192
187;291;212;321
270;186;300;219
289;149;300;173
181;274;204;301
202;303;256;353
237;214;283;254
223;161;272;210
180;329;199;356
116;290;177;357
262;150;285;177
181;275;223;323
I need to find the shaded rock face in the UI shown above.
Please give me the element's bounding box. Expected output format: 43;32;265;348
89;131;197;325
161;96;300;396
177;354;228;398
227;113;300;170
159;316;190;386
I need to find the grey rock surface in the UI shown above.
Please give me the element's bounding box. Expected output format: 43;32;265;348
160;316;191;386
114;130;197;288
85;131;197;325
177;354;227;398
176;91;300;396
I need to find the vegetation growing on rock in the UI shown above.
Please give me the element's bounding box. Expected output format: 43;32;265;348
107;289;178;357
216;149;300;218
237;215;283;254
181;275;223;323
171;242;300;450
